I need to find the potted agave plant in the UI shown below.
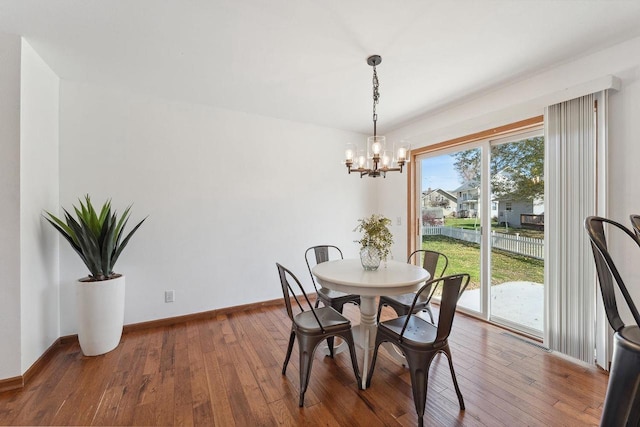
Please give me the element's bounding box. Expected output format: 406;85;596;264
44;195;146;356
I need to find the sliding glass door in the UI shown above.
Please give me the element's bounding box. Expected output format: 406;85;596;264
415;126;544;337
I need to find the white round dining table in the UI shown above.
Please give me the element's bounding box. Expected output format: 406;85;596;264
312;259;430;389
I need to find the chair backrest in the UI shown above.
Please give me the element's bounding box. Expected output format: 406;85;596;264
630;214;640;239
584;216;640;331
276;263;326;331
399;274;470;343
305;245;343;291
408;249;448;279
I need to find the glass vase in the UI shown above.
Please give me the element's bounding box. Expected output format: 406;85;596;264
360;246;381;271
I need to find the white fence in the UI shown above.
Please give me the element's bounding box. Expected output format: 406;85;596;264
423;225;544;260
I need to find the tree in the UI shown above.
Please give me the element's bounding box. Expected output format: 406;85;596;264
451;137;544;200
452;148;480;182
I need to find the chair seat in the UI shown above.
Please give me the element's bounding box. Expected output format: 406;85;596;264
618;325;640;349
318;287;358;301
381;292;429;306
379;315;438;346
294;306;351;334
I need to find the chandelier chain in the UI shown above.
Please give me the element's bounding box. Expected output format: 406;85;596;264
372;65;380;136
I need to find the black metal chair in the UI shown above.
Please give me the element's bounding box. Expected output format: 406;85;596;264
276;263;362;407
305;245;361;312
377;250;448;323
585;216;640;427
305;245;361;355
367;274;470;427
630;214;640;239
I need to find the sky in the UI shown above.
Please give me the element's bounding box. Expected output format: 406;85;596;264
420;154;462;192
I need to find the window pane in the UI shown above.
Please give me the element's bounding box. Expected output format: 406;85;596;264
489;136;544;335
420;147;481;313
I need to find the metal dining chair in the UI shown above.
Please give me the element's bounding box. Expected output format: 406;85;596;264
367;274;470;427
377;250;448;323
305;245;361;355
305;245;361;312
629;214;640;239
276;263;362;407
585;216;640;426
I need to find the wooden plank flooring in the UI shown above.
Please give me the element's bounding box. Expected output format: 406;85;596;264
0;303;608;426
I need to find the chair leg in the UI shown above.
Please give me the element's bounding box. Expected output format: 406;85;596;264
337;330;363;390
376;302;384;321
282;330;295;375
443;344;465;410
366;333;385;388
425;304;435;324
326;336;335;358
324;302;347;357
296;334;324;407
404;351;432;427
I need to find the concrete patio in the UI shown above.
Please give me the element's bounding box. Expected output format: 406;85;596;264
457;281;544;332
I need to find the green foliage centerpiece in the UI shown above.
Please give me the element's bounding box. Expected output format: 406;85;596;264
354;214;393;270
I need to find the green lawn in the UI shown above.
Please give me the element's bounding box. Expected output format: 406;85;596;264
443;217;543;239
444;217;483;229
421;234;544;290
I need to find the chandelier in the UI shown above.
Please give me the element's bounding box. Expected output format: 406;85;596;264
344;55;410;178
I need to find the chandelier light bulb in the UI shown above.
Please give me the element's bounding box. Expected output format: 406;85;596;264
345;148;354;161
382;153;391;168
372;141;382;155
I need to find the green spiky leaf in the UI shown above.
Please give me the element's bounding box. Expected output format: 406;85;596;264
43;195;146;281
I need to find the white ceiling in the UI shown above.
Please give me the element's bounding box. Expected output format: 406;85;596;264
2;0;640;134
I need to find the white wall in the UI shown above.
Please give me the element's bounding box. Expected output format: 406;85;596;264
20;39;60;372
607;51;640;323
384;35;640;323
0;32;22;380
370;172;411;261
58;81;374;334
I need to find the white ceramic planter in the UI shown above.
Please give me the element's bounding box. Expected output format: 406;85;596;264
76;275;125;356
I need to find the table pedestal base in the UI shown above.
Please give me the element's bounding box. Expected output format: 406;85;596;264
334;296;407;389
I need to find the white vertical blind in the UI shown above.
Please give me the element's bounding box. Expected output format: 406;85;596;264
544;93;598;364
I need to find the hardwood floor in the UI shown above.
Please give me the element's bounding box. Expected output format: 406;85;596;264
0;303;607;426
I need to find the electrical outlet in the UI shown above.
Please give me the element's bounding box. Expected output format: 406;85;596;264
164;290;175;303
396;216;402;226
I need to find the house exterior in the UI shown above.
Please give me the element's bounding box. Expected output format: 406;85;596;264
496;200;532;227
421;188;457;217
453;175;542;225
453;181;479;218
492;168;544;228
